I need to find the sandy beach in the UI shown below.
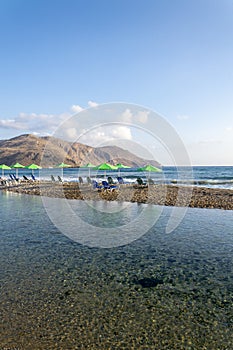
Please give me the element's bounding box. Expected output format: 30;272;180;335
2;180;233;210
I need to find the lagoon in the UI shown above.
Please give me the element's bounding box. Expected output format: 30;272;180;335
0;191;232;349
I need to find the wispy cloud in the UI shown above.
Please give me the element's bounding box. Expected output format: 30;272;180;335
0;101;135;147
0;101;100;136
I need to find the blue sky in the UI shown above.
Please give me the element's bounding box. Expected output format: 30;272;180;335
0;0;233;165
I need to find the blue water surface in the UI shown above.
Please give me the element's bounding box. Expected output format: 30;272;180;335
0;191;233;349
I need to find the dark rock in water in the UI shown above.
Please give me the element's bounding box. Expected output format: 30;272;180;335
136;277;164;288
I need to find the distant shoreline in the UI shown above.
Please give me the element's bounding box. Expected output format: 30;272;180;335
1;181;233;210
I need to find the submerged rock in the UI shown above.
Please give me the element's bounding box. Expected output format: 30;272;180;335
136;277;164;288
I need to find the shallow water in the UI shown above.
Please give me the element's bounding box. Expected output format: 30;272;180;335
0;191;232;349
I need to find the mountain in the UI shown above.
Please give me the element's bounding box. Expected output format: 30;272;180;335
0;134;160;167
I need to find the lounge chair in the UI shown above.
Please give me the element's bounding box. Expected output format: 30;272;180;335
58;175;63;183
136;177;144;185
23;175;30;181
87;176;92;185
31;174;36;181
107;176;114;185
10;174;16;182
0;177;9;186
102;180;111;190
102;180;118;191
148;178;154;185
51;175;56;182
92;180;103;190
78;176;84;184
134;177;148;188
117;176;124;185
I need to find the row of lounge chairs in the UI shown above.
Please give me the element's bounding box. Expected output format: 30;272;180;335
9;174;36;182
0;173;37;186
50;175;152;187
92;180;118;191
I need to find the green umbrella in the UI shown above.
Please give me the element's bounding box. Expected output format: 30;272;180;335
11;162;25;177
0;164;11;177
25;163;42;175
94;163;118;170
25;163;42;169
137;164;161;172
57;162;71;168
56;162;71;178
115;163;130;168
137;164;162;185
115;163;131;176
94;162;118;177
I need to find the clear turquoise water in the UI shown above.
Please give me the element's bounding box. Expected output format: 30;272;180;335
0;191;233;349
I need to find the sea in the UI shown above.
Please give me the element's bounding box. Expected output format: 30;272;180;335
0;166;233;348
4;165;233;190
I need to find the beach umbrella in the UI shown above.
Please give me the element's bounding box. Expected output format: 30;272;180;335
11;162;25;177
0;164;11;177
137;164;162;184
25;163;42;175
94;162;118;177
56;162;71;178
137;164;161;172
115;163;131;176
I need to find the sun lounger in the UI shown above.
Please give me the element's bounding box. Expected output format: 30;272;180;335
107;176;114;185
117;176;124;184
31;174;36;181
23;175;30;181
87;176;92;185
102;180;111;190
102;180;118;191
9;174;17;182
51;175;56;182
136;177;144;185
92;180;103;190
0;177;9;186
58;175;63;183
134;177;148;188
78;176;84;184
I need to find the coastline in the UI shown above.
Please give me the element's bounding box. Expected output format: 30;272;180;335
1;181;233;210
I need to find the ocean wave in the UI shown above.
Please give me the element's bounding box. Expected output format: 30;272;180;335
171;179;233;185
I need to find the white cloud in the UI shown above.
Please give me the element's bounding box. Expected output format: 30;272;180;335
0;119;24;130
120;108;133;123
0;101;94;136
0;111;70;133
71;104;84;113
79;125;132;147
88;100;99;108
225;126;233;132
112;126;132;139
136;110;149;124
119;108;149;124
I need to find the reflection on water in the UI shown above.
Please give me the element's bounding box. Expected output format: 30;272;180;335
42;196;163;247
0;191;232;349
